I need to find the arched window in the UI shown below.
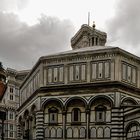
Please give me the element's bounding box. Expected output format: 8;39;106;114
72;108;81;123
126;123;140;140
48;107;58;124
95;105;106;123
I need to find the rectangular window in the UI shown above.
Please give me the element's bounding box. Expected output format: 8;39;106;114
122;62;137;85
91;61;111;81
9;124;14;130
69;64;87;82
96;111;105;122
72;108;80;122
122;64;127;80
9;132;14;138
9;112;14;120
10;95;14;101
127;66;131;82
47;66;64;84
53;67;58;82
49;113;57;123
75;65;80;80
98;63;103;79
10;87;14;93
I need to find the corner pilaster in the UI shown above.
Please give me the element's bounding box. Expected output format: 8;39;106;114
36;110;44;140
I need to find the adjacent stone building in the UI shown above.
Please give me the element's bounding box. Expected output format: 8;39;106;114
0;68;29;140
16;24;140;140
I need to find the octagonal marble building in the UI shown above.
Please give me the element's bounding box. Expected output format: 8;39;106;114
17;24;140;140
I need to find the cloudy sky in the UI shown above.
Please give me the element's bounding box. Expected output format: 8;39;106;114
0;0;140;70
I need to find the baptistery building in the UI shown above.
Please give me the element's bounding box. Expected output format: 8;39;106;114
17;23;140;140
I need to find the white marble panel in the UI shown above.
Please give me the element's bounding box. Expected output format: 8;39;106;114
57;127;62;138
106;110;111;122
104;127;110;138
105;62;110;78
59;67;64;82
97;127;103;138
73;127;79;138
67;127;72;138
81;64;86;81
53;67;58;82
75;65;80;80
69;66;74;81
48;68;52;83
45;128;49;137
80;127;86;138
127;65;131;82
66;113;71;123
90;111;95;122
81;112;86;122
50;127;56;138
122;64;127;80
92;63;97;80
90;127;96;138
132;67;136;84
98;63;103;78
58;114;62;123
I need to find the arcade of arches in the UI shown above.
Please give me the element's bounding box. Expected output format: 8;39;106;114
17;95;140;140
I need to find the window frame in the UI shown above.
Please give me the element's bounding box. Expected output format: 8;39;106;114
121;61;137;85
9;87;14;93
48;107;58;125
95;105;106;124
47;65;64;84
91;60;111;81
9;112;14;120
71;108;81;125
68;63;87;83
10;94;14;101
9;131;14;138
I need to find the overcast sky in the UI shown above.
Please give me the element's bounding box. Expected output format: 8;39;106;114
0;0;140;70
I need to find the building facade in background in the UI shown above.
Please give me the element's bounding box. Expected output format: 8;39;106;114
0;68;29;140
2;23;140;140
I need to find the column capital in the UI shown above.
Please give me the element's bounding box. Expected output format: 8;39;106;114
62;110;66;115
86;109;90;114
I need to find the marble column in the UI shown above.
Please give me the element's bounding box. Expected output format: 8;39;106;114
62;109;66;139
86;109;90;139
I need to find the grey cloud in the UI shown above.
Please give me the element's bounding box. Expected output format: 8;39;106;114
0;0;29;11
106;0;140;53
0;12;75;70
